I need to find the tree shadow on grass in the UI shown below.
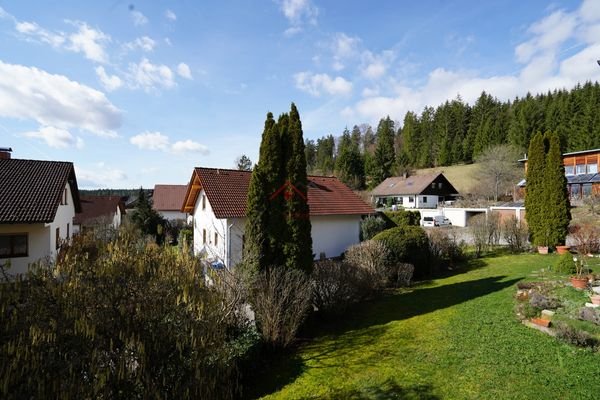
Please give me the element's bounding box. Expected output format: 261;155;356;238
298;378;439;400
247;275;520;398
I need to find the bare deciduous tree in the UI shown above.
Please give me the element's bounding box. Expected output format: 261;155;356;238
473;144;522;202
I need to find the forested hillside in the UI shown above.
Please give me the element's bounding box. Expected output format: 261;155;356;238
307;81;600;189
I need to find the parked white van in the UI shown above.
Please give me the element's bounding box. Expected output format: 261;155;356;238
421;215;452;227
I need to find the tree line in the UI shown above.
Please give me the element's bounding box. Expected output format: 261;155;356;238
306;81;600;189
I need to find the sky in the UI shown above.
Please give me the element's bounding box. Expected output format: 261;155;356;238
1;0;600;189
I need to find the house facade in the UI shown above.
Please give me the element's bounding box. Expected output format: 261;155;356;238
181;168;374;268
0;155;81;276
518;148;600;200
370;173;459;209
73;195;125;234
152;184;189;221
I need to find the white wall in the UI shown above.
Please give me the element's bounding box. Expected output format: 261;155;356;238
192;190;227;264
158;210;188;221
0;223;49;276
311;215;361;259
48;183;76;257
113;206;122;228
415;195;438;209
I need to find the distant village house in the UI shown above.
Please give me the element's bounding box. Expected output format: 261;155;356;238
370;173;459;209
152;184;190;221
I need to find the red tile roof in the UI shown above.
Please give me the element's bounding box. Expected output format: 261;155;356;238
0;158;81;223
182;167;374;218
74;196;124;225
152;184;188;211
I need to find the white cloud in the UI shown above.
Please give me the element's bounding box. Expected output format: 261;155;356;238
15;21;66;47
130;131;170;150
22;126;84;149
76;164;127;188
177;62;192;79
279;0;318;35
361;50;395;80
67;22;110;63
130;131;209;154
124;36;156;52
515;10;577;63
294;72;352;96
95;66;123;91
0;60;121;136
330;33;360;70
131;10;148;26
0;6;11;19
165;9;177;21
362;87;380;97
171;140;209;154
128;58;175;91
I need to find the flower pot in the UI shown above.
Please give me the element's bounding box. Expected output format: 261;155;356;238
556;245;570;255
570;276;588;290
591;295;600;305
531;318;551;327
537;246;549;255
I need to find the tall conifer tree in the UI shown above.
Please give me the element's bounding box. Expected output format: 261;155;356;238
525;132;546;246
542;132;571;246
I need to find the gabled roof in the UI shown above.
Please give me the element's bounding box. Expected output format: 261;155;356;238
371;173;457;196
182;167;374;219
152;184;188;211
74;196;124;225
0;158;81;224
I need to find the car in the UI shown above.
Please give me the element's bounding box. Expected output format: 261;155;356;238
421;215;452;227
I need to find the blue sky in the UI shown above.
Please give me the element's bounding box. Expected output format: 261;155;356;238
1;0;599;188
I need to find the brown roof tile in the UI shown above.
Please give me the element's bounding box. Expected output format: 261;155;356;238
371;173;443;196
0;158;81;223
74;196;124;225
152;184;188;211
183;167;373;219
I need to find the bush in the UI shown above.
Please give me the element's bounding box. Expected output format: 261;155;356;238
554;252;575;275
251;267;312;348
345;240;391;288
469;214;488;257
502;216;529;253
383;210;421;228
311;260;371;314
529;292;560;310
579;307;600;326
570;223;600;255
360;216;387;241
554;322;598;348
0;231;247;399
372;226;431;277
427;228;465;269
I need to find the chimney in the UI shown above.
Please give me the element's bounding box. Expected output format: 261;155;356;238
0;147;12;159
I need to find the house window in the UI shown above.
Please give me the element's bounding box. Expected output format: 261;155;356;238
0;234;28;258
56;227;60;250
214;232;218;246
398;197;403;205
66;223;70;239
576;164;586;175
423;196;427;203
570;184;581;199
203;229;206;244
431;183;435;189
583;184;593;197
60;188;68;205
202;195;206;210
438;182;443;189
588;163;598;174
408;196;414;203
565;165;575;176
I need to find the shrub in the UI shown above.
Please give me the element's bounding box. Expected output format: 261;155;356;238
486;211;502;247
0;231;247;399
372;225;431;277
554;322;598;348
502;216;529;253
469;214;488;257
529;292;560;310
251;267;312;348
311;260;371;314
569;223;600;255
345;240;391;288
360;216;387;241
383;210;421;227
579;307;600;326
554;252;575;275
427;228;465;268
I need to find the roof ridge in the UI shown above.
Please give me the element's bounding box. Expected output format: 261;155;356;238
0;158;73;164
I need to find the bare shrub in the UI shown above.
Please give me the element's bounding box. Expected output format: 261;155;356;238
469;214;488;257
394;263;414;287
311;260;370;314
555;322;598;348
570;223;600;255
251;267;312;348
345;240;391;288
502;216;529;253
486;211;501;247
427;228;465;267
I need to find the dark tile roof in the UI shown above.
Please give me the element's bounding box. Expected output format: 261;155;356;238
371;173;446;196
183;167;374;219
152;184;188;211
0;158;81;223
74;196;124;225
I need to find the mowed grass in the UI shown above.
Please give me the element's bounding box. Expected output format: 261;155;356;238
249;253;600;400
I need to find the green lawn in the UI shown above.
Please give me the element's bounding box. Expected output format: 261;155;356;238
248;253;600;400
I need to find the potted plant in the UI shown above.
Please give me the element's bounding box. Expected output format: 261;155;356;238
570;255;588;290
555;244;570;255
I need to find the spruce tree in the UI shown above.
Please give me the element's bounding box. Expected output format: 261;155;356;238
524;132;546;246
542;132;571;246
370;116;395;187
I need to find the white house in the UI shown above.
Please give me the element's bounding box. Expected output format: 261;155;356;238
152;184;189;221
0;154;81;276
73;196;125;234
181;167;374;268
371;173;459;209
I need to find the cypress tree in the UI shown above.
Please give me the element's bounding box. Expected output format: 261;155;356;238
524;132;546;246
542;132;571;246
